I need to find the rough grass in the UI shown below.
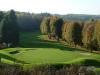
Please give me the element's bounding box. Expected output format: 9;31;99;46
0;32;100;67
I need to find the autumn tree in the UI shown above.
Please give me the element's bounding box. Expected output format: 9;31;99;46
49;16;58;36
93;20;100;50
40;16;63;41
82;20;96;52
40;17;50;34
62;21;82;46
49;16;63;41
94;20;100;45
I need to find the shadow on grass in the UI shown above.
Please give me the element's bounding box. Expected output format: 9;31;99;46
0;53;27;64
19;33;82;51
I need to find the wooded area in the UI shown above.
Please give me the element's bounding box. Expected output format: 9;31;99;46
40;16;100;52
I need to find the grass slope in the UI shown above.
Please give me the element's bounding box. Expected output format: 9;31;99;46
0;32;100;66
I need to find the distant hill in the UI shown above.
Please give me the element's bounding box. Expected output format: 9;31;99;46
54;14;100;21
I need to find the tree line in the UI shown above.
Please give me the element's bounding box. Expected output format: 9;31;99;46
40;16;100;52
17;12;50;32
0;9;100;51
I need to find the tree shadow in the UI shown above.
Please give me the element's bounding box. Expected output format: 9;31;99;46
0;53;27;64
19;35;82;52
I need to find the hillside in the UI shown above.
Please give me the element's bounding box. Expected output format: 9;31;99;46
56;14;100;21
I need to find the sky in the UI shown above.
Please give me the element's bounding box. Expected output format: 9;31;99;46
0;0;100;15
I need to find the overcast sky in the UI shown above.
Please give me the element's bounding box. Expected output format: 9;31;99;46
0;0;100;15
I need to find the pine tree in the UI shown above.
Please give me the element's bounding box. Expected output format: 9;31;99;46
1;10;19;47
72;22;83;46
0;11;4;22
55;18;63;41
0;11;4;41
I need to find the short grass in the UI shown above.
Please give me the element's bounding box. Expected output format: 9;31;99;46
0;32;100;67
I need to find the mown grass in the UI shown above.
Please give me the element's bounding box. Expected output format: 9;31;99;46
0;32;100;68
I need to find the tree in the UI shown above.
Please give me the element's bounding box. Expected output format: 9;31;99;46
93;20;100;50
49;16;58;36
0;11;4;41
55;18;63;41
62;21;72;45
82;20;96;52
1;10;19;47
62;21;82;46
62;21;69;41
0;11;4;22
40;16;63;41
40;17;50;34
17;13;35;32
90;39;99;51
17;12;51;32
49;16;63;41
72;22;83;46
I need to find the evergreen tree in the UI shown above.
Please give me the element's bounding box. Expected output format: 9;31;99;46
55;18;63;41
0;11;4;22
72;22;83;46
1;10;19;47
0;11;4;41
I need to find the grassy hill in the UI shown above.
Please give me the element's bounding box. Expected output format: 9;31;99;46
0;32;100;67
